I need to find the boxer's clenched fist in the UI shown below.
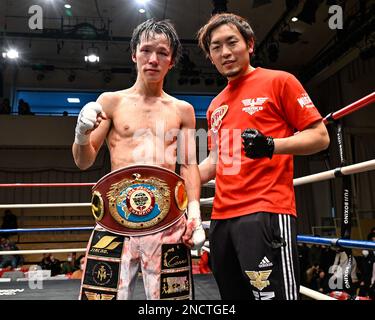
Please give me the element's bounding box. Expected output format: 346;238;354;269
74;102;107;145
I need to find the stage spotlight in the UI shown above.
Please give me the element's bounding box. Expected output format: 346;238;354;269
84;47;100;63
297;0;320;25
2;48;19;59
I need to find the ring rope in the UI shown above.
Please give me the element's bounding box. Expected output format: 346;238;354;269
0;248;86;255
0;227;94;233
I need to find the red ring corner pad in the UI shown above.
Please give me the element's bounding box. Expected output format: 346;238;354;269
91;165;187;236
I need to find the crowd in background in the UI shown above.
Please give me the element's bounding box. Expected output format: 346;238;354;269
0;98;34;115
299;228;375;299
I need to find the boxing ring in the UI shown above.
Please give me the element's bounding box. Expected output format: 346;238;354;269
0;92;374;300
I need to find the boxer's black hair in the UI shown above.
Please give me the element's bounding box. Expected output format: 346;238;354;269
130;19;182;65
197;13;255;58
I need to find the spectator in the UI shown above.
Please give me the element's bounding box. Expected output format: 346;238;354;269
49;254;61;276
61;252;78;274
70;255;85;280
310;269;330;294
305;263;320;286
0;237;22;269
331;249;359;295
308;243;322;267
0;98;11;114
1;209;18;238
319;245;336;274
297;243;310;285
358;232;375;297
39;253;51;270
18;99;34;115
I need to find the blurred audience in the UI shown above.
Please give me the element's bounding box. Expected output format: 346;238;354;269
70;255;85;280
18;99;34;115
61;252;78;274
0;236;23;269
0;98;11;114
38;253;61;276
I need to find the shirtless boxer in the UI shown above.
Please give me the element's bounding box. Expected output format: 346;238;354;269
72;19;205;300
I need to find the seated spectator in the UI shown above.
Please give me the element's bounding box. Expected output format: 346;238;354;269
305;263;320;286
61;252;78;274
70;255;85;280
49;255;61;276
18;99;34;115
310;269;330;294
1;209;18;238
39;253;52;270
358;232;375;297
0;98;11;114
0;237;21;269
330;249;359;295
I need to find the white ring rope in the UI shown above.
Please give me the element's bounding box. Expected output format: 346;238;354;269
0;248;86;255
299;286;337;301
293;159;375;186
0;203;91;209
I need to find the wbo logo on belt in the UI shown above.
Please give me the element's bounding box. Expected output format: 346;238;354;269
107;174;171;230
91;165;188;236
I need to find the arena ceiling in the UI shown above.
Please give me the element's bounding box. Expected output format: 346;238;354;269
0;0;373;81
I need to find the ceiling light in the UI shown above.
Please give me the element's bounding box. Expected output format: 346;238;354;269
136;0;150;4
64;4;71;9
291;17;298;22
84;47;100;63
85;54;100;63
67;98;80;103
2;49;19;59
139;8;146;13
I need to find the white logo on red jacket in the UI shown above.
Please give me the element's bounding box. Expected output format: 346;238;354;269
210;105;228;133
297;93;314;108
242;97;268;115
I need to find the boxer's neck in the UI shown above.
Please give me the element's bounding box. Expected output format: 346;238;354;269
133;76;165;97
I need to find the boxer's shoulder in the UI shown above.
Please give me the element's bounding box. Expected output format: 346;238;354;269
97;90;131;114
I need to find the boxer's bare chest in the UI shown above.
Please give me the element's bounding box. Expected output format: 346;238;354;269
110;97;181;139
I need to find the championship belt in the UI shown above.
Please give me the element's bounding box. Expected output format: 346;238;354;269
91;165;188;236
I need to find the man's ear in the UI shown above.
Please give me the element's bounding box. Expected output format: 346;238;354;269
131;52;137;64
247;39;255;56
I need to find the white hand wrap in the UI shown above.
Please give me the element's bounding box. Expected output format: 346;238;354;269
74;102;103;145
187;200;206;250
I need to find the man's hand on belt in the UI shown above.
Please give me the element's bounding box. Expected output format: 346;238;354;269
182;200;206;250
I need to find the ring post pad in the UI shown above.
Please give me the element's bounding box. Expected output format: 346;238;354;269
91;165;188;236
